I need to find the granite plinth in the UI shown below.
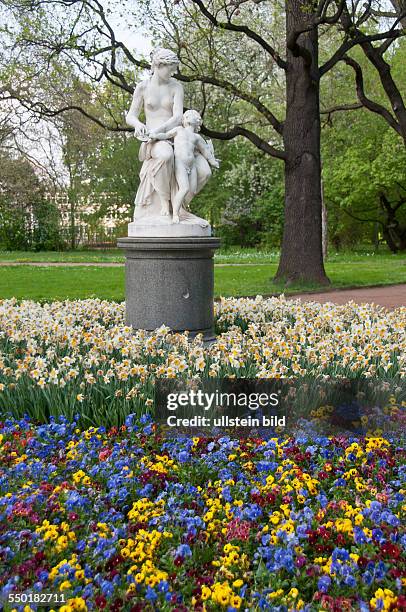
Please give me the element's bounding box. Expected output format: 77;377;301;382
117;237;221;340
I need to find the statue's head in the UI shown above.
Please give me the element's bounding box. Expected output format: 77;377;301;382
150;47;180;80
182;109;202;131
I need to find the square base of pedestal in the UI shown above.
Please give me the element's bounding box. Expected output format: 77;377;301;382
128;220;211;238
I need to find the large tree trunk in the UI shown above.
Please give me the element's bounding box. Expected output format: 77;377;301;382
275;0;329;285
380;193;406;252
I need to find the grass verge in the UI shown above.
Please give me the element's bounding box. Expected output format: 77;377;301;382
0;258;405;301
1;247;406;265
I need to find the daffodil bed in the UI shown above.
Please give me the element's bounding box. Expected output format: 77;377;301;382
0;297;405;426
0;298;405;611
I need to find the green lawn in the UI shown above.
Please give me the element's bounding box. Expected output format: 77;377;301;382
0;258;404;301
0;249;126;263
1;247;405;265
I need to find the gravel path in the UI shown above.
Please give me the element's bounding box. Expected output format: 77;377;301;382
292;284;406;309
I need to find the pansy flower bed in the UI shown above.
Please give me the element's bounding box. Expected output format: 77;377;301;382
0;416;405;611
0;297;405;610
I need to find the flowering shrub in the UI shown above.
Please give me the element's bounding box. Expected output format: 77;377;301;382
0;415;405;611
0;298;404;426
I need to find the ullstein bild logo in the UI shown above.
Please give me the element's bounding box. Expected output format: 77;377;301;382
155;380;287;436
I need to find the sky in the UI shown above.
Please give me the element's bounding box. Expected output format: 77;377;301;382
116;22;153;58
107;0;154;60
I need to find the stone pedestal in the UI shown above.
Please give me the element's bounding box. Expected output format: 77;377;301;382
117;237;221;340
128;219;211;238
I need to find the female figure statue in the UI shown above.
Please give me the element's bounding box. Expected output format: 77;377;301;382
126;48;212;236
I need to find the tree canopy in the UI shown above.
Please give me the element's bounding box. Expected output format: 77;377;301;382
0;0;405;267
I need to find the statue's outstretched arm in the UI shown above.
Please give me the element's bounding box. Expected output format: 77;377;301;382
152;127;179;141
196;136;220;168
126;82;148;138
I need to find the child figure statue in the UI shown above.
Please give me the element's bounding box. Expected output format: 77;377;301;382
152;110;220;223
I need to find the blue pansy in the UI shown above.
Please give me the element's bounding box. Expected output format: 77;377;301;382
317;575;331;593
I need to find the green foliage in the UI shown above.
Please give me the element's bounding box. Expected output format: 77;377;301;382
0;205;27;251
0;198;63;251
81;131;141;223
56;80;141;236
216;142;284;247
321;42;406;250
0;155;63;251
323;114;406;250
31;198;63;251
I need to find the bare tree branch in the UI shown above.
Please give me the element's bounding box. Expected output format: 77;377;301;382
190;0;287;70
320;102;363;114
363;0;406;28
200;123;286;159
178;73;284;134
335;4;406;145
1;84;129;132
320;27;404;76
343;55;402;135
343;208;385;226
320;101;363;125
1;84;286;161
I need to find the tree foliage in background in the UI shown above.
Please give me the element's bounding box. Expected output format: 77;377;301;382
324;124;406;251
321;40;406;252
0;0;405;263
217;141;284;247
0;154;62;250
77;82;142;232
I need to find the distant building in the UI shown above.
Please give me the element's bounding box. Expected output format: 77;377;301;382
48;191;131;246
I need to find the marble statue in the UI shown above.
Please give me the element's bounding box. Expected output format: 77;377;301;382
126;48;218;237
152;110;219;223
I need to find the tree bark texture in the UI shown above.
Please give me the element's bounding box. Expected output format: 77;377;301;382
275;0;329;285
